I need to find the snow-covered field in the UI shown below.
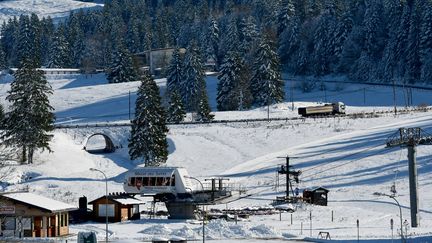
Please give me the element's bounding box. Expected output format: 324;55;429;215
1;73;432;242
0;0;103;23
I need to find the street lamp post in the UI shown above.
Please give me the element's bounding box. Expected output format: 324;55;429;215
377;193;404;243
90;168;109;243
186;176;206;243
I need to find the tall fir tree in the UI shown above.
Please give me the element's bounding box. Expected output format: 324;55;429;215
206;17;220;66
238;16;259;65
405;1;421;83
181;41;212;121
2;59;55;164
16;14;41;68
312;3;337;76
351;0;386;81
166;48;183;95
276;0;295;37
251;37;284;106
219;17;239;60
0;103;4;128
48;28;70;68
129;71;169;166
420;1;432;82
107;41;138;83
0;43;7;70
167;90;186;123
196;89;214;122
217;52;252;111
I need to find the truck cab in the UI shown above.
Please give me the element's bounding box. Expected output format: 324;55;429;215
332;102;346;114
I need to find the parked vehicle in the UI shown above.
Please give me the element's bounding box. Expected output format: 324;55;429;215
298;102;346;117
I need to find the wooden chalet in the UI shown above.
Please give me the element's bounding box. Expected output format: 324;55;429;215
0;192;77;238
88;193;145;222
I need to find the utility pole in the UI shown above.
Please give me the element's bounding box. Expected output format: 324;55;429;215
277;156;301;201
386;127;432;227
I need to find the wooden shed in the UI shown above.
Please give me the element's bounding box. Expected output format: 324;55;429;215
88;193;144;223
303;187;329;206
0;192;77;238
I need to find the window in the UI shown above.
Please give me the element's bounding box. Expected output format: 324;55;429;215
143;177;150;186
156;177;164;186
22;217;31;230
135;177;143;187
149;177;156;186
162;177;170;186
60;214;64;227
98;204;115;217
129;177;135;186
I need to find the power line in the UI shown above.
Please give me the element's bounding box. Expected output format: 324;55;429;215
301;147;397;180
300;144;384;174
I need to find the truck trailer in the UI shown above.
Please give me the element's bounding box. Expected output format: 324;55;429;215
298;102;346;117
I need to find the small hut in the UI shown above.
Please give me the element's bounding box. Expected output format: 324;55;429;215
88;193;145;222
303;187;329;206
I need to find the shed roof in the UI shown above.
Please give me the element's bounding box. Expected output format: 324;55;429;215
88;194;145;205
1;192;77;213
305;187;329;192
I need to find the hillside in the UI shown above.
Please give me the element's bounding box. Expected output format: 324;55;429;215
0;0;102;23
0;73;432;242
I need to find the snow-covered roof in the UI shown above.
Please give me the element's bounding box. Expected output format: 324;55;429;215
88;195;145;205
2;192;77;213
112;197;145;205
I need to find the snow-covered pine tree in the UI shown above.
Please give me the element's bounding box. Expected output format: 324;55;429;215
251;37;284;106
16;14;41;68
205;17;220;68
331;11;353;69
67;20;85;68
217;52;237;111
238;16;259;64
312;2;337;76
276;0;295;37
196;89;214;122
217;52;252;111
1;17;19;67
166;48;183;96
181;41;209;113
420;1;432;83
405;1;421;84
48;28;70;68
107;41;138;83
128;71;169;166
3;59;54;164
40;16;54;67
219;17;239;60
351;0;386;82
393;1;411;79
0;103;4;128
0;43;7;70
167;90;186;124
278;15;300;69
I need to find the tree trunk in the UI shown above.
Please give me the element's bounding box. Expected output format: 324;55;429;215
21;146;27;164
27;147;34;164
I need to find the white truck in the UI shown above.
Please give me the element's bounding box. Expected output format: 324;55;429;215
298;102;346;117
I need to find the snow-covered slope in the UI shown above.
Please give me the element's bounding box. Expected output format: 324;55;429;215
0;73;432;242
0;0;103;23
